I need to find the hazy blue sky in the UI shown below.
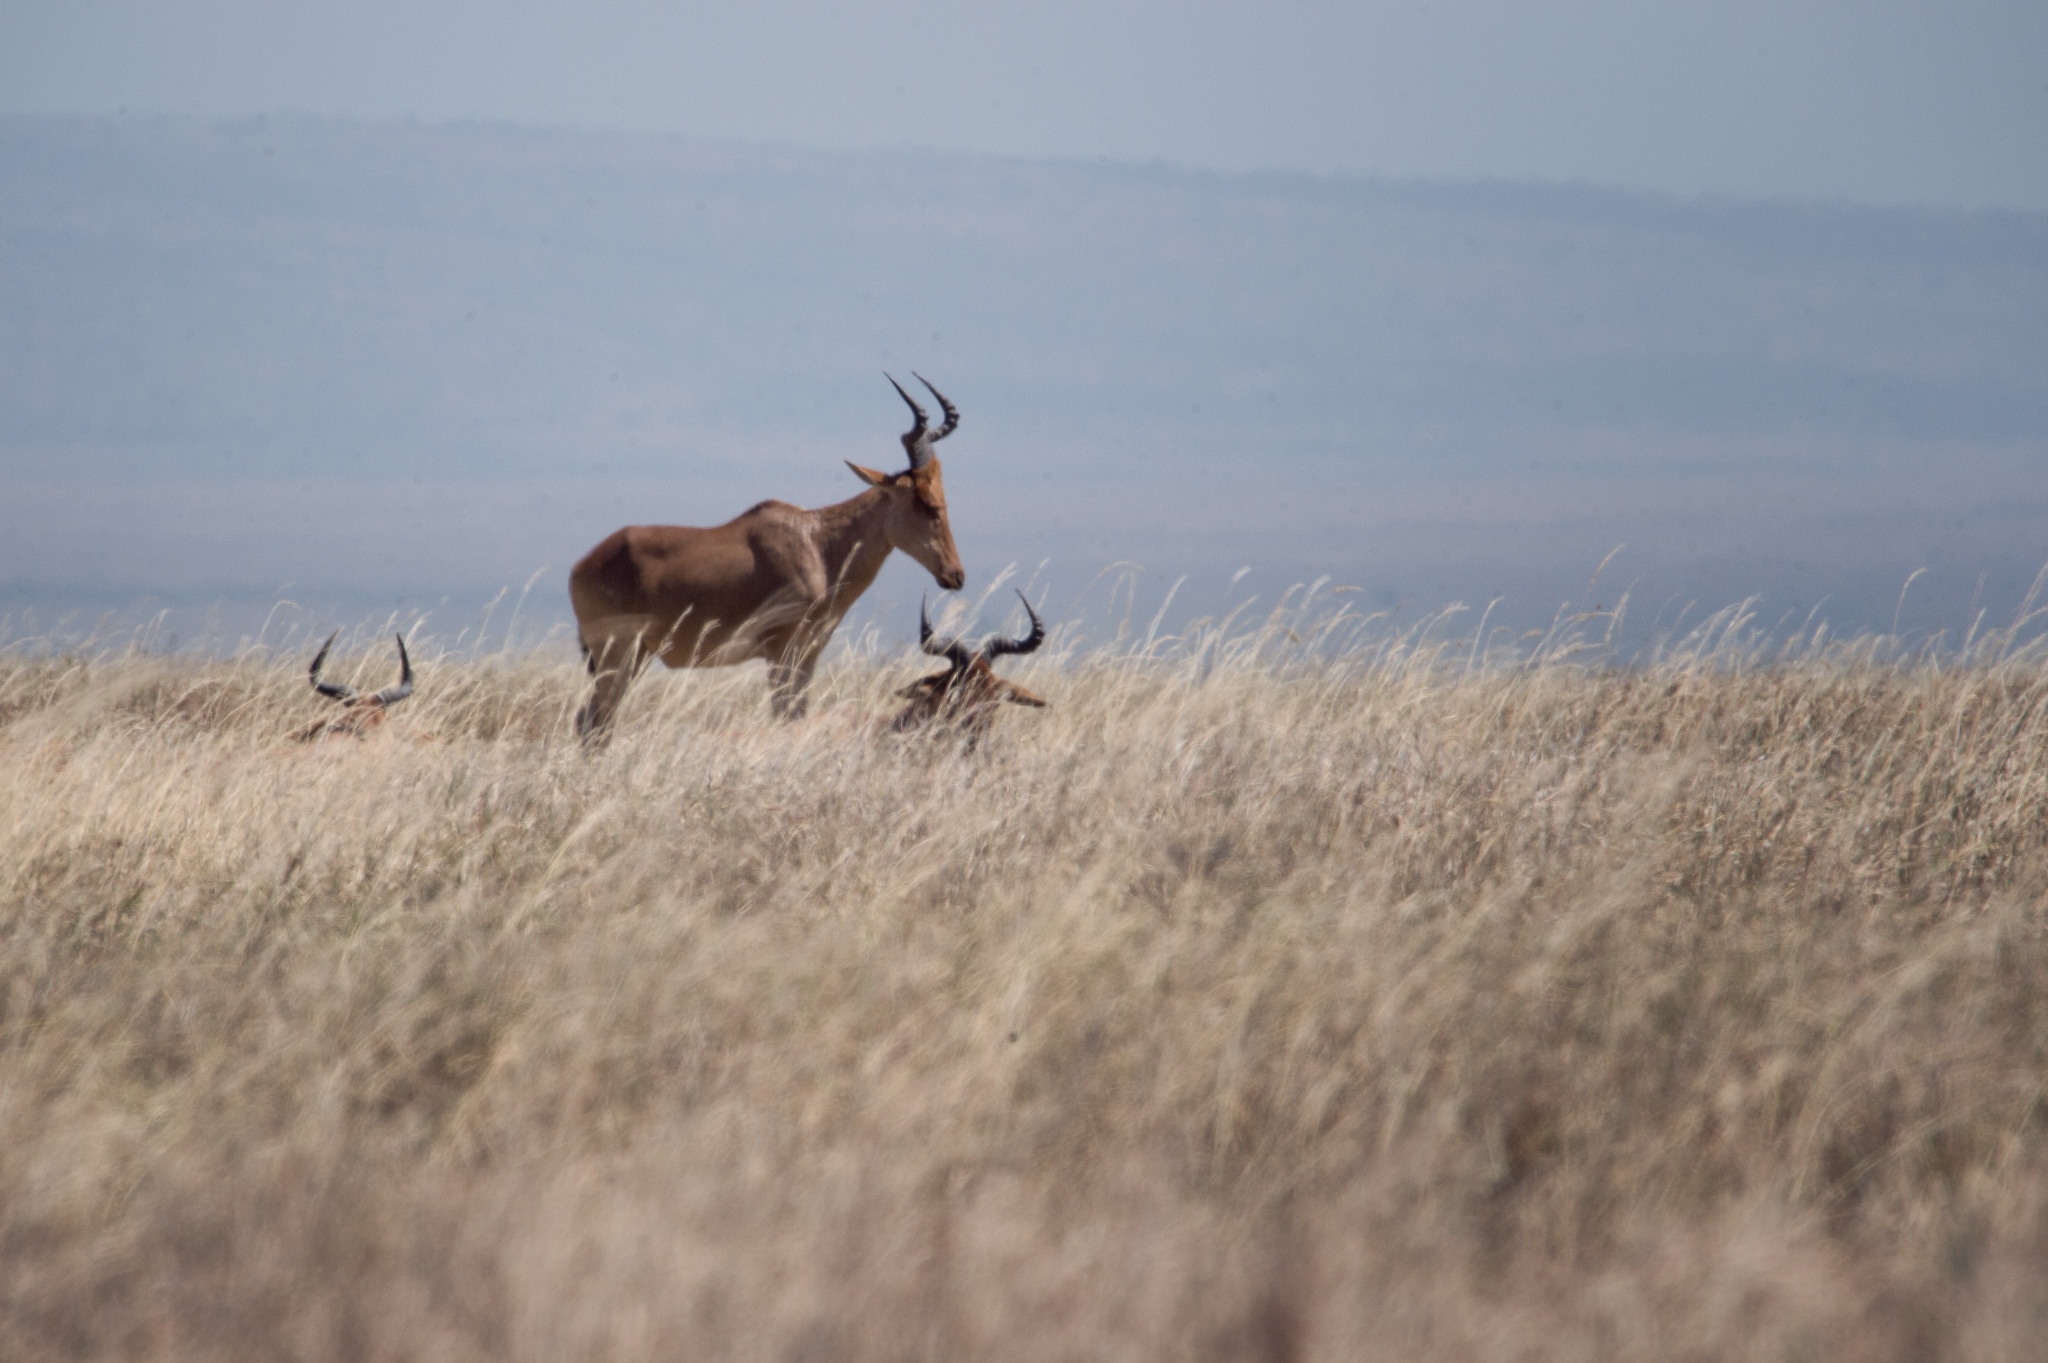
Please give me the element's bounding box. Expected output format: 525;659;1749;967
5;117;2042;649
2;8;2043;655
4;1;2045;210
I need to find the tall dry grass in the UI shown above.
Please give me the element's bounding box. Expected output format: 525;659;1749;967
4;597;2048;1361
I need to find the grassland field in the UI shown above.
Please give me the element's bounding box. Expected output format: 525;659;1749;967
4;598;2048;1361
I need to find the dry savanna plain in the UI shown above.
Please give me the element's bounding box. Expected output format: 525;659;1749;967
5;596;2048;1361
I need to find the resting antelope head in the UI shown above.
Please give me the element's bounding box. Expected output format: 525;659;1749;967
295;632;415;741
892;591;1048;745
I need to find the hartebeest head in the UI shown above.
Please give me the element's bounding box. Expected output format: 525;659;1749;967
295;631;415;740
892;590;1048;744
844;373;966;592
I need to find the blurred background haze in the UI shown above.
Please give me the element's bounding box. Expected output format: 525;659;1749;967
1;2;2043;650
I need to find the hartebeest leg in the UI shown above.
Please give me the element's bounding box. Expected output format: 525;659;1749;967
576;669;635;743
766;656;819;720
761;615;833;721
576;623;653;744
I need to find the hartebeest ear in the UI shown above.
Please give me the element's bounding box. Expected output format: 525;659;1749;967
845;461;890;487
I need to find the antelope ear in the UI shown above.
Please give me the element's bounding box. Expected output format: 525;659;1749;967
846;461;890;487
1002;681;1049;708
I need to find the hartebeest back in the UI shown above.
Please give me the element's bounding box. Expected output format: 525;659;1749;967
570;374;968;739
295;632;415;741
892;590;1048;747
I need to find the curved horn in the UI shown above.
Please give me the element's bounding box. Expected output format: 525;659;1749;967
888;373;933;470
370;633;414;707
914;373;958;442
919;595;972;668
981;591;1046;660
308;630;358;703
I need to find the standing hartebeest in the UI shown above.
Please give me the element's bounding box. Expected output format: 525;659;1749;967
295;632;416;741
891;590;1048;746
569;374;968;739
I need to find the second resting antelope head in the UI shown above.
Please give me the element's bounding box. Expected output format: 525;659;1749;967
892;591;1048;744
295;631;415;740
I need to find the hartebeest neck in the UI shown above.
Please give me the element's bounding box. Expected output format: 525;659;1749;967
809;487;901;601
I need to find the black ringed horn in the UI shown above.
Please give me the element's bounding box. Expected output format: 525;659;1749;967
981;591;1046;660
308;630;358;703
370;633;414;707
913;373;958;442
887;373;934;469
919;594;972;668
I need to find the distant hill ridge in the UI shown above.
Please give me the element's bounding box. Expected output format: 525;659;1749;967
2;113;2043;639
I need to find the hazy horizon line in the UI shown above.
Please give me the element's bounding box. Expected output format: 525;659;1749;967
11;108;2043;223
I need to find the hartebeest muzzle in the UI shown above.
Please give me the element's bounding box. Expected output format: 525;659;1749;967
296;631;415;740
